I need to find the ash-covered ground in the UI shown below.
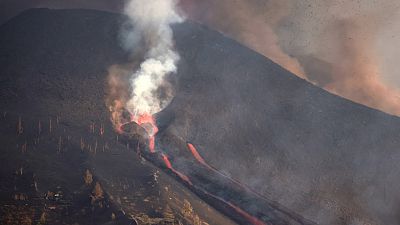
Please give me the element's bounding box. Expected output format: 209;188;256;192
0;9;236;225
1;8;400;225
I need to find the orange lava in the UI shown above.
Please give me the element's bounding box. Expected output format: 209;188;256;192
187;142;274;210
162;153;173;169
136;113;159;153
210;193;266;225
187;143;213;170
162;153;192;185
111;110;266;224
148;137;155;152
113;111;159;153
162;150;266;225
116;125;124;134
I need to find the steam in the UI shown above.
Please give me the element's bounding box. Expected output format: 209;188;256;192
123;0;183;117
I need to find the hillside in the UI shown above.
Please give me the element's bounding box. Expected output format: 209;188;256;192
1;8;399;225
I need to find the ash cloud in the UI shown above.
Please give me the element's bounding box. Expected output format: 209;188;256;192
323;18;400;115
180;0;400;116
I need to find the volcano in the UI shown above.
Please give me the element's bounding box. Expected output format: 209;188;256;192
1;8;400;225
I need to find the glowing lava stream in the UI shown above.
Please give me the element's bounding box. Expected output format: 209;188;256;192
161;153;266;225
187;143;210;168
186;143;271;202
205;190;267;225
119;113;266;225
136;113;158;152
161;153;192;185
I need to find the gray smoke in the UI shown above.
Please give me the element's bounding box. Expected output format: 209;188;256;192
121;0;184;119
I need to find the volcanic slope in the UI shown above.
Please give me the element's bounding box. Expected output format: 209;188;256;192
0;8;400;225
168;14;400;225
0;8;237;225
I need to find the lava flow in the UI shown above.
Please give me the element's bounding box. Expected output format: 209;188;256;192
135;113;158;152
115;111;266;225
161;152;266;225
161;153;192;185
186;142;270;202
205;190;267;225
187;143;210;169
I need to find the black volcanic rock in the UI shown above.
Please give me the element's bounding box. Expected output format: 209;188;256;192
0;8;399;225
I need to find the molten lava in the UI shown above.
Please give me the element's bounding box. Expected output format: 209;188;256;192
135;113;159;153
187;143;209;167
186;142;271;206
161;151;265;225
161;153;192;185
114;111;159;153
206;191;267;225
112;110;267;224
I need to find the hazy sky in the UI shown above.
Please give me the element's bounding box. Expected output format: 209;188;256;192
377;11;400;86
181;0;400;115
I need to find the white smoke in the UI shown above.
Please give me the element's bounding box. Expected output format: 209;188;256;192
123;0;184;117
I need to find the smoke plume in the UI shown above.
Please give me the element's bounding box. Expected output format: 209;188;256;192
324;17;400;115
180;0;400;116
116;0;183;122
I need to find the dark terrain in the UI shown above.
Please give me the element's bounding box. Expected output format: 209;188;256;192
1;8;400;225
0;9;237;225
